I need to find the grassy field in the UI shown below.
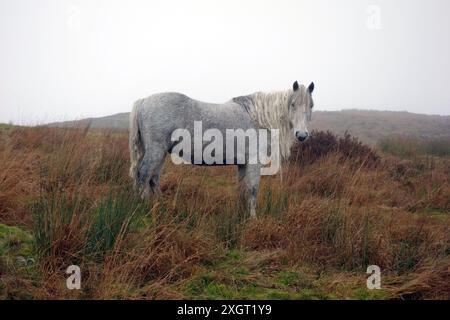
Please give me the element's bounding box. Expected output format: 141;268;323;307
378;135;450;158
0;126;448;299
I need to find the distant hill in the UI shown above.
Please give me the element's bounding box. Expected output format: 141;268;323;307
49;112;130;131
48;109;450;145
309;110;450;145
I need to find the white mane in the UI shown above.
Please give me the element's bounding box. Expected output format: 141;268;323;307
240;85;310;159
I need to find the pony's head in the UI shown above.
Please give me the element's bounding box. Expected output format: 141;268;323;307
289;81;314;142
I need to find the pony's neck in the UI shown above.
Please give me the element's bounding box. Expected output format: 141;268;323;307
233;89;296;160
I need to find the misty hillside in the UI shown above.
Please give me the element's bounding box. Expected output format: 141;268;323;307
309;110;450;144
48;110;450;145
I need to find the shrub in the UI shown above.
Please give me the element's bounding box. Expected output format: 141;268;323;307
291;130;379;168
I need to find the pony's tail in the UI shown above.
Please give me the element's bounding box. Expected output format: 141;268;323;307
129;100;144;187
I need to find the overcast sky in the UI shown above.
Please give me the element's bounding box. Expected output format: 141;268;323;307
1;0;449;124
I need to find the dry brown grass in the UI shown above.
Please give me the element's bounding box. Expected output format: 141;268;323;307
0;126;448;299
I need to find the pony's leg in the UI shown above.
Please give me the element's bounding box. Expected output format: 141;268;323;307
138;145;166;197
237;164;261;218
149;161;164;195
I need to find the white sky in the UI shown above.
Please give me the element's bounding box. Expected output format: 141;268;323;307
1;0;449;124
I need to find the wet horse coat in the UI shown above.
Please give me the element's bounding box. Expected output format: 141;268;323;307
129;82;314;217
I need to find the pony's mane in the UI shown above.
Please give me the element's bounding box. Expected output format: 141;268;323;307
232;85;309;159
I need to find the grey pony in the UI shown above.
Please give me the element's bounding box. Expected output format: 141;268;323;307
129;81;315;218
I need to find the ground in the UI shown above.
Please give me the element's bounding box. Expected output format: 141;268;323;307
0;126;448;299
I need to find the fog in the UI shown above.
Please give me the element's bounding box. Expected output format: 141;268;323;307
1;0;449;124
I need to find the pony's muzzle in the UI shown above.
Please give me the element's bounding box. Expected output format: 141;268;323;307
295;131;309;142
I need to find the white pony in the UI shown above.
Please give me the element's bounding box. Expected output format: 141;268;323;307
129;81;315;217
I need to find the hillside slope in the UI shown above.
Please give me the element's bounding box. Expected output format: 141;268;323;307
48;109;450;145
310;110;450;145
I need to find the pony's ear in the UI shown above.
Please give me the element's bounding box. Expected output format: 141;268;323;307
293;81;299;91
308;82;315;93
